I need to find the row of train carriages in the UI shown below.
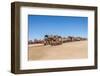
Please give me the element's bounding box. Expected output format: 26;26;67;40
28;35;87;46
44;35;87;46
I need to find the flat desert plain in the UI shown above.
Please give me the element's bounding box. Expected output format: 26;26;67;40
28;41;88;60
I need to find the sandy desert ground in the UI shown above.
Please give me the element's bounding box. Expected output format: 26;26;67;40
28;41;88;60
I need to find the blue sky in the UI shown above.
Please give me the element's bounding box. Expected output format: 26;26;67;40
28;15;88;40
